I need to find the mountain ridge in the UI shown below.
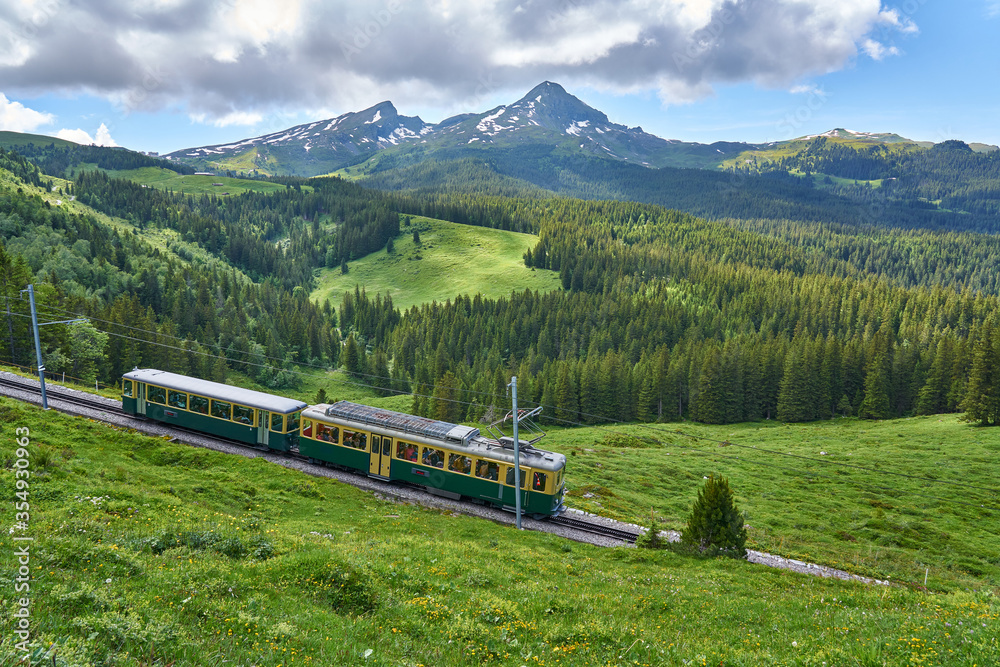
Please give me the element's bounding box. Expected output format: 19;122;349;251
164;81;758;175
161;82;998;177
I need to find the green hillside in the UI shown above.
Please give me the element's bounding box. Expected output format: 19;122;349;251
0;130;78;148
4;398;998;666
100;166;294;195
312;215;561;312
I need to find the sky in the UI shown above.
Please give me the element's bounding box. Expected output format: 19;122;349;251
1;0;998;154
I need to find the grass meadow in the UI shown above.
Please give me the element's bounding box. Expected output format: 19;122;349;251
1;397;998;666
311;216;562;313
100;166;295;196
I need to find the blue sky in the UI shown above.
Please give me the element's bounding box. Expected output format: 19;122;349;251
1;0;997;154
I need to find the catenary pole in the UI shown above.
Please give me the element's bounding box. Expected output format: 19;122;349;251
511;376;522;530
26;284;48;410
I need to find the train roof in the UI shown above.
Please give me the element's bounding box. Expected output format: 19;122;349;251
306;401;566;472
323;400;479;444
124;369;308;413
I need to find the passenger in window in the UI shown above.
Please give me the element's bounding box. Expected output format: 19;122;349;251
533;472;546;491
423;448;443;468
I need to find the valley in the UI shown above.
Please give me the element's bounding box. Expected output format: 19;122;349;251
1;81;999;665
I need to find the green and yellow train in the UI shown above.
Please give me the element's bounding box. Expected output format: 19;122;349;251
122;369;307;451
301;401;566;518
121;370;566;517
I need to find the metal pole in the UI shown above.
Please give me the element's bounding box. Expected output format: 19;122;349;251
511;376;522;530
26;284;48;410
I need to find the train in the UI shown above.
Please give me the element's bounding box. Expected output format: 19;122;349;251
121;368;566;517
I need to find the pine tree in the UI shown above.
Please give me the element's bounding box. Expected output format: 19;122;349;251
961;324;1000;426
342;335;361;376
681;474;747;558
858;349;891;420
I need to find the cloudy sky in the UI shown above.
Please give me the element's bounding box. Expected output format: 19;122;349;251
1;0;997;153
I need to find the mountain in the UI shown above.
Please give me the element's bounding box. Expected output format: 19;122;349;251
400;81;750;168
795;128;914;144
166;101;432;176
165;82;756;176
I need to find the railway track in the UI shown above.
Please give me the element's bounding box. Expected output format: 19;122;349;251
0;373;638;544
0;375;125;414
549;515;640;543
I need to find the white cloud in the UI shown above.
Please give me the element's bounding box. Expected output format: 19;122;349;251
0;0;919;122
55;128;94;144
0;93;55;132
790;84;822;95
988;1;1000;17
861;38;900;61
55;123;118;146
94;123;119;147
190;111;265;127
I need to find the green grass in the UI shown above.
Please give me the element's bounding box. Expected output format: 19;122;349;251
312;216;562;313
204;147;278;176
2;398;998;666
545;414;1000;592
0;131;77;149
101;166;296;195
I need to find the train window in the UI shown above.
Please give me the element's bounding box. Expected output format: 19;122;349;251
122;380;133;397
287;412;300;432
448;454;472;475
397;442;418;461
422;447;444;468
476;460;499;481
533;472;548;492
302;419;313;438
147;385;166;404
211;399;232;420
316;424;339;443
271;412;284;432
190;395;209;415
343;429;367;450
233;405;254;425
505;466;528;488
168;391;188;410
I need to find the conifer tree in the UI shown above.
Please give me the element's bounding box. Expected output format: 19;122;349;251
342;335;361;377
858;349;891;420
961;324;1000;426
681;475;747;558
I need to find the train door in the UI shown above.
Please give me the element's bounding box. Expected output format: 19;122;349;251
368;435;392;477
136;382;147;415
379;437;392;477
257;411;270;447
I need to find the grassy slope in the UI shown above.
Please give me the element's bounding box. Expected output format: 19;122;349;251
312;216;562;313
550;415;1000;591
100;166;294;195
2;397;998;667
0;131;78;149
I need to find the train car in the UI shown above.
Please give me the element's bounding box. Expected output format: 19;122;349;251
121;369;307;451
300;401;566;517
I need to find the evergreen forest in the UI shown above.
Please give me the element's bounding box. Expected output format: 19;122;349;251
3;137;1000;428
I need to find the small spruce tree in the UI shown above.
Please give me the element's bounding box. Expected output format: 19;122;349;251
315;387;328;404
681;475;747;558
635;508;666;549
